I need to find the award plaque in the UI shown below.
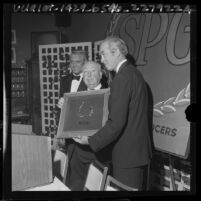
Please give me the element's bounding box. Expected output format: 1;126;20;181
56;88;110;138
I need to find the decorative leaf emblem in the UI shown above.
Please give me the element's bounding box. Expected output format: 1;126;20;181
153;83;190;117
153;109;164;116
185;83;190;98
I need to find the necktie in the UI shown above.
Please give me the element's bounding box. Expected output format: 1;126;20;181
72;74;80;81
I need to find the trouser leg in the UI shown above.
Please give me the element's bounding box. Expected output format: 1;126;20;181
113;165;148;190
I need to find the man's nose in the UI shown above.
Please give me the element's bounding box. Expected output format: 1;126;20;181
70;63;75;68
71;62;77;66
87;72;92;77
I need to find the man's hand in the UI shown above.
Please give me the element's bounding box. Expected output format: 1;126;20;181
57;138;66;148
72;136;89;145
57;97;64;109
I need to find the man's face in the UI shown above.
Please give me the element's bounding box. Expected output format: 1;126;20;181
83;64;102;90
70;54;85;74
99;42;117;71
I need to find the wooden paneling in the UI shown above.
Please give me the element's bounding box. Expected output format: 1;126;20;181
12;134;53;191
12;124;32;135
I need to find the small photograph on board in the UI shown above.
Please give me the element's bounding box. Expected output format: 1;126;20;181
11;47;16;63
11;29;16;44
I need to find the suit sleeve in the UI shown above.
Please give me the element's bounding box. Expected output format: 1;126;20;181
59;76;67;98
59;77;63;98
88;74;131;152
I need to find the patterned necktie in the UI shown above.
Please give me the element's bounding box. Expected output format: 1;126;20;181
72;74;80;81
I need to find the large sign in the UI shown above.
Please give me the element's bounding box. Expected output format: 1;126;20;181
110;13;190;158
153;84;190;158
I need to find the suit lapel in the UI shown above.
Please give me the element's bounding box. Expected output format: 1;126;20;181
117;61;129;74
63;75;88;93
77;78;87;92
66;75;73;92
100;85;106;89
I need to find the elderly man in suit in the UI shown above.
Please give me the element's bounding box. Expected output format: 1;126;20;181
73;36;152;190
65;61;109;190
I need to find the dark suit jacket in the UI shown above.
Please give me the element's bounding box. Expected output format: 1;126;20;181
89;61;152;168
59;74;110;163
59;74;87;161
73;85;113;165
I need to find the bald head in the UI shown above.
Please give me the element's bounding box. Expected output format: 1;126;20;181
83;61;102;90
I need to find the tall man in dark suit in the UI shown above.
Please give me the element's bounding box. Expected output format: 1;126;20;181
67;61;109;190
57;50;87;145
73;36;152;190
56;50;87;187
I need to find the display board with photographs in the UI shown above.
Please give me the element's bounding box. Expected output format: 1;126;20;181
39;42;92;137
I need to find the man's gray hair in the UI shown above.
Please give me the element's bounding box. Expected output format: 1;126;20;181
102;36;128;56
70;50;87;61
83;61;101;72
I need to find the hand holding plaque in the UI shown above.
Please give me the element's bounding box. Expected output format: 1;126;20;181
57;97;64;109
72;136;89;145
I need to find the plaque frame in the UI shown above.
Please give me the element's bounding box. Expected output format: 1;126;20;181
56;88;110;138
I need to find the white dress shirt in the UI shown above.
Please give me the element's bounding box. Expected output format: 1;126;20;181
115;59;127;73
70;73;83;92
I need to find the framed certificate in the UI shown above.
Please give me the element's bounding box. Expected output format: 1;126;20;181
56;88;110;138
